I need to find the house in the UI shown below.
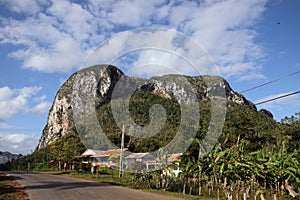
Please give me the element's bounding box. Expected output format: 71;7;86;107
91;148;129;168
74;149;103;164
124;152;158;172
70;149;103;171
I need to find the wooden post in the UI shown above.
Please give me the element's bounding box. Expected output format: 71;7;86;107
119;125;125;178
96;166;99;178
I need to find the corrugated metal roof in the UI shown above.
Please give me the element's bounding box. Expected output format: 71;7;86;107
80;149;103;157
125;152;153;159
92;148;128;157
168;153;183;162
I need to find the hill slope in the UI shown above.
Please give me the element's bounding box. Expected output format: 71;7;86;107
37;65;274;152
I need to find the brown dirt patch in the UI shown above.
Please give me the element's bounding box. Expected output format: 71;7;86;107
0;173;29;200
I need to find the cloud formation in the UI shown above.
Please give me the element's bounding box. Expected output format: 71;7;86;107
255;92;300;109
0;132;39;154
0;86;51;121
0;0;268;79
84;28;218;77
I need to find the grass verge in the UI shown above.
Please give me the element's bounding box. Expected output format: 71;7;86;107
0;173;29;200
61;171;217;200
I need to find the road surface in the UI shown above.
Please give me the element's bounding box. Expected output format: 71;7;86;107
5;172;185;200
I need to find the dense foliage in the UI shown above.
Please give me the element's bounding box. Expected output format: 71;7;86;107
179;111;299;199
97;91;183;152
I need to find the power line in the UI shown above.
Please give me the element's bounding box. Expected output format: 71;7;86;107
255;90;300;105
240;70;300;93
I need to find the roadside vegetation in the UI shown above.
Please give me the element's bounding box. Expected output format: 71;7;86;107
61;169;217;200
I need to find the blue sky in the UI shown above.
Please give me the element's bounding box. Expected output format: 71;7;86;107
0;0;299;154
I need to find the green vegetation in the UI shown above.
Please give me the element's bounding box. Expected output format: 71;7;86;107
7;132;86;171
3;83;299;199
97;91;182;152
179;111;299;199
62;168;217;200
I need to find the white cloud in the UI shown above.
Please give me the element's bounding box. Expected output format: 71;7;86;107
1;0;43;15
180;0;267;79
255;92;300;121
33;95;46;102
0;0;268;80
0;86;14;101
0;132;39;154
84;28;216;77
0;0;94;73
0;86;50;121
22;38;86;73
107;0;162;27
255;92;300;109
0;122;11;129
0;13;61;46
25;101;51;115
0;86;32;120
47;0;96;42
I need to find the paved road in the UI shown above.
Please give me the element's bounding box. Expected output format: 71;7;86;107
6;172;185;200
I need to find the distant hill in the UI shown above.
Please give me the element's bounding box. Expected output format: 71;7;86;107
0;151;22;164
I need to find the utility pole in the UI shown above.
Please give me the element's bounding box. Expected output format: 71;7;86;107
119;124;125;178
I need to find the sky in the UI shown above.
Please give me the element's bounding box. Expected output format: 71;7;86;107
0;0;299;155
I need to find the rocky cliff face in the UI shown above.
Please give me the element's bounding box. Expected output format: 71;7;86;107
37;65;257;150
37;65;123;150
37;74;75;150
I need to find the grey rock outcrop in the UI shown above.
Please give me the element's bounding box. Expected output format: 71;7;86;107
37;65;123;150
0;151;22;164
